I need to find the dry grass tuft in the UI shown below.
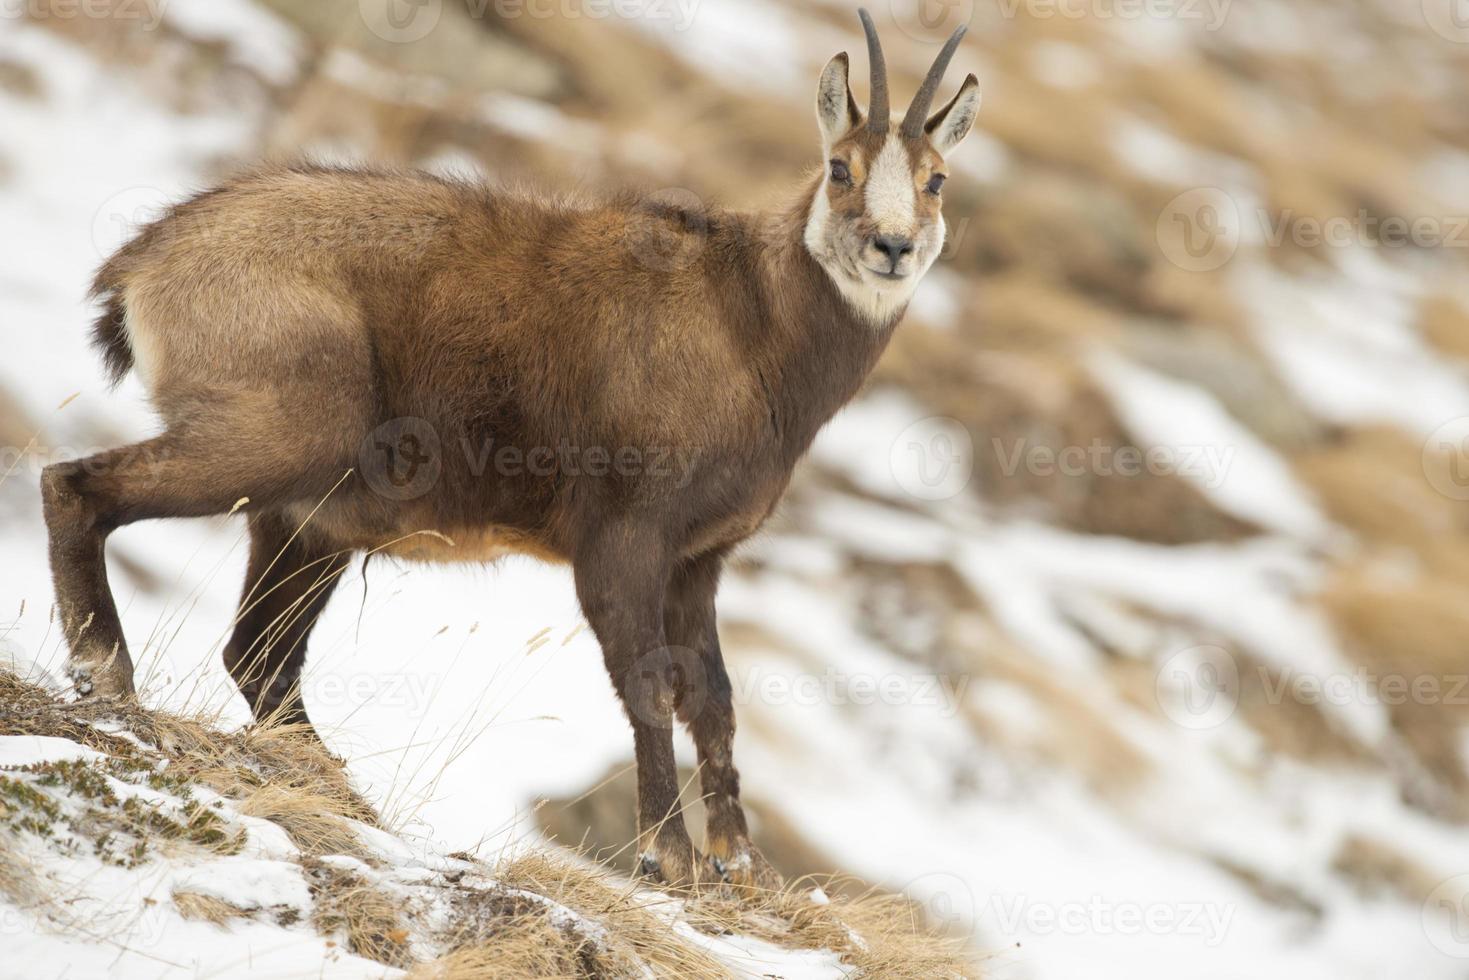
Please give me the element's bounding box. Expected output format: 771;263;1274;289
306;859;415;969
1319;568;1469;813
137;712;376;827
1332;834;1443;903
0;668;377;861
0;670;146;759
0;844;41;912
173;889;254;926
231;780;371;859
488;851;727;978
686;876;978;978
428;891;610;978
407;930;595;980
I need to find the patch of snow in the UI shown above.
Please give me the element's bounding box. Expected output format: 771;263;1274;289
167;858;315;914
1089;352;1332;541
0;735;104;768
1234;257;1469;437
478;92;603;149
618;0;802;93
162;0;304;85
909;265;964;331
0;638;64;693
321;46;450;109
1111;115;1260;193
951;126;1010;185
806;495;954;564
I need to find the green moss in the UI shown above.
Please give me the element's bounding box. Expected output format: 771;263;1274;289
144;768;197;797
0;774;65;838
35;759;121;806
0;758;243;867
117;796;243;855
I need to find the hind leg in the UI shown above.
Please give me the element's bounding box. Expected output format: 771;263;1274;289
40;430;345;699
41;449;141;698
223;511;350;731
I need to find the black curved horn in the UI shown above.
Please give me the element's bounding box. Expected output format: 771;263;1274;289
901;23;967;138
858;8;889;134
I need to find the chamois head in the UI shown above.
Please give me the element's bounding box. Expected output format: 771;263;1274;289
804;9;980;323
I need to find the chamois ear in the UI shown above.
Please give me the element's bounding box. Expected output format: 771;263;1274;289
816;52;862;151
925;73;982;157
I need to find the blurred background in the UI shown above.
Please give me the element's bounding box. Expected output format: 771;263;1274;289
4;0;1469;976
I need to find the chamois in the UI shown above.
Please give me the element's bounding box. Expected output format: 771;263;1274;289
41;10;980;888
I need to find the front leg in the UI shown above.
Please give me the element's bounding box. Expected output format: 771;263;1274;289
666;552;784;892
572;520;720;890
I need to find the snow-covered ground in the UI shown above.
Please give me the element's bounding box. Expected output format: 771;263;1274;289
0;657;858;979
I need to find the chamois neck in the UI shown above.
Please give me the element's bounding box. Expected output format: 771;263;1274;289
745;179;902;456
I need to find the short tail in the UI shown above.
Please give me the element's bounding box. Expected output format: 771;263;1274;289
88;263;133;387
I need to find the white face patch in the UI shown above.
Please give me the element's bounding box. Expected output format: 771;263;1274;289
803;133;945;327
863;134;916;235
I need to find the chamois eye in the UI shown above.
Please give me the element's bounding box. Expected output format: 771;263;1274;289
830;160;851;184
926;173;947;195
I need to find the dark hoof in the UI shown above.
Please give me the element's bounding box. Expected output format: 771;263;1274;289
716;844;785;893
66;660;134;699
635;848;728;894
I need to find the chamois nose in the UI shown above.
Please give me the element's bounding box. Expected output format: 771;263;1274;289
872;234;914;269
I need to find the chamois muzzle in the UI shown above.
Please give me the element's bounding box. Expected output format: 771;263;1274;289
871;234;915;274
